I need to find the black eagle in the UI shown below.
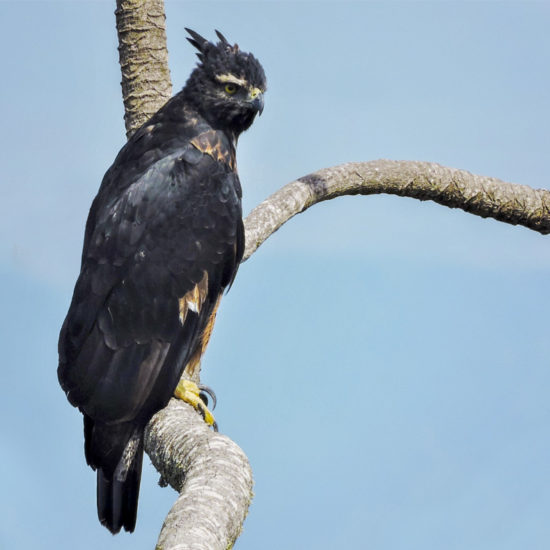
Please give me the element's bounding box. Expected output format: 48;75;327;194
58;29;266;534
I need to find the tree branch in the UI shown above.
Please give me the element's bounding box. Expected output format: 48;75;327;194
114;3;549;549
115;3;253;549
243;160;550;261
145;401;253;550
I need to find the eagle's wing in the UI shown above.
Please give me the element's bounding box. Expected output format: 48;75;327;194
59;137;243;462
59;132;244;535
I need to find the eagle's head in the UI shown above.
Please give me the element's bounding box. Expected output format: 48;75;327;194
183;29;267;137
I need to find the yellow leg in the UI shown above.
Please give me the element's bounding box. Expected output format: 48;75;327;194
174;379;217;430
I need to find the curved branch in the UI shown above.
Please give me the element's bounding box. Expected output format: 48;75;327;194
145;400;253;550
114;3;550;549
243;160;550;261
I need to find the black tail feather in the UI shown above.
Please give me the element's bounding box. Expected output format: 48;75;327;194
97;438;144;534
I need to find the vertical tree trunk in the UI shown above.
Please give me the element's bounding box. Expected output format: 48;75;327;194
114;4;254;549
115;0;172;137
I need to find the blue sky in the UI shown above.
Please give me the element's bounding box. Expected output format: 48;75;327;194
1;1;549;549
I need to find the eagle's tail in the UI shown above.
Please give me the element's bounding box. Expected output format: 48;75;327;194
83;415;145;533
96;436;144;534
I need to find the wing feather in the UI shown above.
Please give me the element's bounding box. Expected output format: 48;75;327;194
59;136;242;425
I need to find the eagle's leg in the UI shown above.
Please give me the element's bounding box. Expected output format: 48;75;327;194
174;300;222;430
174;379;218;431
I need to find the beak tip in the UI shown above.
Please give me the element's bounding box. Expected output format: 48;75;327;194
250;93;264;116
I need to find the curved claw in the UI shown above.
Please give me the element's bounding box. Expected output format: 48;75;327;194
198;384;217;410
174;379;217;430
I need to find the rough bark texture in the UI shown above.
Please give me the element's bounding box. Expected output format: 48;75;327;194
145;401;253;550
243;160;550;261
115;3;254;549
115;0;172;137
113;2;550;549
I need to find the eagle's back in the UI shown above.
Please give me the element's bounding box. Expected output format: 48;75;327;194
58;95;243;459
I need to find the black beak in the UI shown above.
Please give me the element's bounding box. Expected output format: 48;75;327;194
250;94;264;116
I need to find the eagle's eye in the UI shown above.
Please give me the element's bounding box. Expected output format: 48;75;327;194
224;84;238;95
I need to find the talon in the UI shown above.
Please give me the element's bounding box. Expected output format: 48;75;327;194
174;379;217;429
198;384;217;410
199;391;209;408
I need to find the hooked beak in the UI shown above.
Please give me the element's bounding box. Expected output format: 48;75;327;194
249;93;264;116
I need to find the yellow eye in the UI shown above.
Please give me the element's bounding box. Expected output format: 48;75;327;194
225;84;237;95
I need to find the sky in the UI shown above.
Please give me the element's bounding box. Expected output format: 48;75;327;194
1;1;549;549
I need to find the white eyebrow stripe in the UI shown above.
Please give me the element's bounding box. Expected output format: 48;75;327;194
215;73;248;87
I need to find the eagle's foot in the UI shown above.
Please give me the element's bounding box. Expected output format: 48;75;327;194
174;379;218;431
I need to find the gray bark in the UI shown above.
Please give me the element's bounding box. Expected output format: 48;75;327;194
243;160;550;261
115;0;172;138
145;401;252;550
113;2;550;549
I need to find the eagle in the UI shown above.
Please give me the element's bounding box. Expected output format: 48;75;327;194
58;29;266;534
